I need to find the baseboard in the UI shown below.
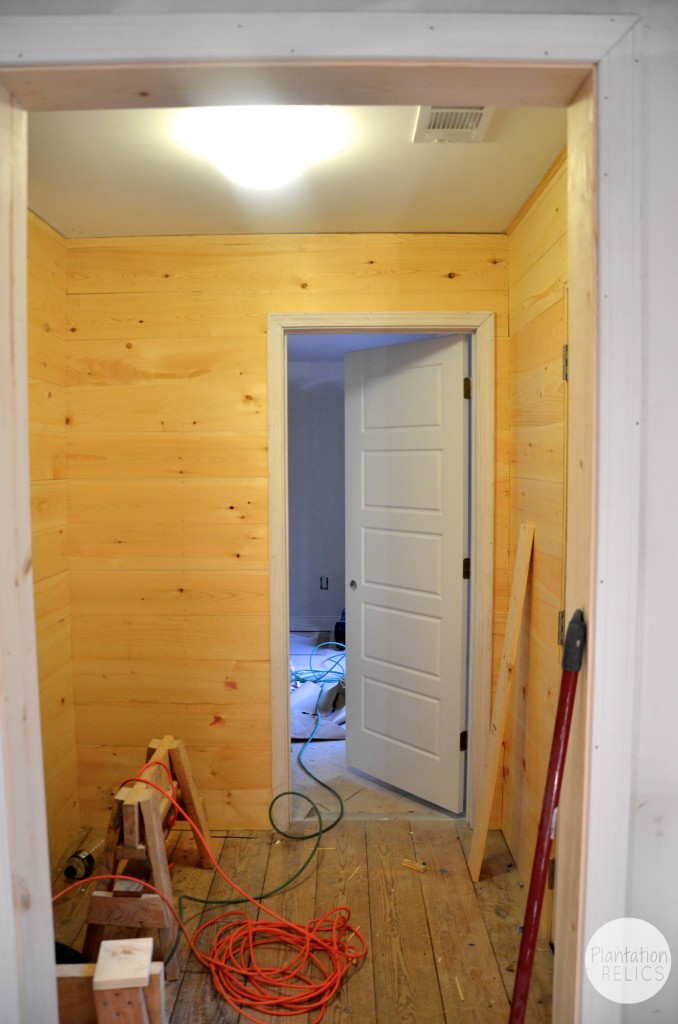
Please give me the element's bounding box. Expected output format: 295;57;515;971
290;616;335;633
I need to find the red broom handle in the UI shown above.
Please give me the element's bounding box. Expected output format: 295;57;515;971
508;610;587;1024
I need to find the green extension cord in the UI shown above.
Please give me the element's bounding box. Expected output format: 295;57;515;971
168;642;347;963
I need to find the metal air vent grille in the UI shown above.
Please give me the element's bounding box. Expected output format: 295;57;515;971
412;106;494;143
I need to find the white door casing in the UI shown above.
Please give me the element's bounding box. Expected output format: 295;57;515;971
344;336;467;812
268;311;494;828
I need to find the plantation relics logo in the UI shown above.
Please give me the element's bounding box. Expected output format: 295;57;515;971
585;917;671;1004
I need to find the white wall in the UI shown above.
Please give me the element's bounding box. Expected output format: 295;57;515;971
287;360;345;632
624;3;678;1021
0;0;656;12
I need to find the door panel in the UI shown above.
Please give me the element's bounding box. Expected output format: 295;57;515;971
345;335;467;812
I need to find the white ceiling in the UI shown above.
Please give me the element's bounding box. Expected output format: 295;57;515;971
27;104;566;239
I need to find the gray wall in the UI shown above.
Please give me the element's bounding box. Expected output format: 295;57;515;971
0;0;657;12
287;360;345;632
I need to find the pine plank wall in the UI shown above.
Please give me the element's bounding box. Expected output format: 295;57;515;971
27;157;566;908
505;153;568;938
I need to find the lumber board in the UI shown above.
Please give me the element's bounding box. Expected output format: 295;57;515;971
39;662;76;754
166;829;224;943
236;825;318;1024
72;658;270;704
509;235;567;335
139;789;180;979
35;615;71;681
93;988;150;1024
66;432;268;479
185;828;273;973
167;973;239;1024
468;523;534;882
66;233;508;296
69;571;269;617
508;163;567;291
67;379;267;433
86;893;168;930
77;738;272;793
32;525;68;582
168;741;214;866
33;571;70;623
28;323;67;386
457;823;553;1022
30;430;68;482
550;83;596;1022
70;614;269;662
367;819;446;1024
27;208;71;864
120;736;175;848
65;335;268;385
28;379;66;432
66;292;269;341
314;821;374;1023
57;962;165;1024
31;478;67;531
66;479;268;526
74;707;273;759
504;163;568;945
413;820;506;1020
68;522;268;572
42;721;79;803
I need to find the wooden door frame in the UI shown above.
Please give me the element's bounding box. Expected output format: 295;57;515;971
268;311;495;826
0;13;642;1024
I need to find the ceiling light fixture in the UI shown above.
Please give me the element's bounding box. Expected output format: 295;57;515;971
171;106;353;190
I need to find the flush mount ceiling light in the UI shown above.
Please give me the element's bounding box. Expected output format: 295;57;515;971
172;106;354;190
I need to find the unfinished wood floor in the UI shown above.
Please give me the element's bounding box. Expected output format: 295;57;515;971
53;818;552;1024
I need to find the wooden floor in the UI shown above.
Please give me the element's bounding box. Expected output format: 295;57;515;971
53;817;553;1023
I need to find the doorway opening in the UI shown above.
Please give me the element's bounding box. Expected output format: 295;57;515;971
268;312;496;831
286;330;469;823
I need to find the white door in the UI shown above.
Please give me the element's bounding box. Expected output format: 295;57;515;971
344;336;468;812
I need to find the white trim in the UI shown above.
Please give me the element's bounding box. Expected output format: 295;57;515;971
268;311;495;830
579;22;643;1024
0;86;58;1024
0;13;636;65
467;313;495;827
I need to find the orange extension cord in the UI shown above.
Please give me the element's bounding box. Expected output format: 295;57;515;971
53;768;367;1024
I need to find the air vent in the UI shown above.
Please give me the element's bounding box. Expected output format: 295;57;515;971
412;105;494;144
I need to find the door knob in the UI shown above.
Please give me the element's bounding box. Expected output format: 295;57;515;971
349;580;357;590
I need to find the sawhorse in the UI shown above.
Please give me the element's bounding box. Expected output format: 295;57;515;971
82;735;214;980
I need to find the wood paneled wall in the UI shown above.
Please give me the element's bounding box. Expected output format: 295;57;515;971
505;155;568;933
27;212;80;863
62;232;508;828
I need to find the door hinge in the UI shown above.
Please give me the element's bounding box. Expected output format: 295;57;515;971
463;376;472;400
562;344;569;382
557;609;566;646
462;557;471;580
459;730;468;752
548;857;557;890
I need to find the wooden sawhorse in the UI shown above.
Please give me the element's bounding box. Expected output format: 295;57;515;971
82;735;214;979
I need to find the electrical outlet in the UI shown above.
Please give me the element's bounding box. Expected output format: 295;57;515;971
320;576;329;590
